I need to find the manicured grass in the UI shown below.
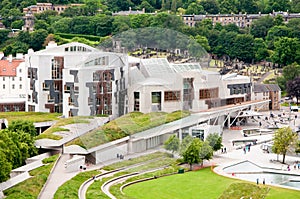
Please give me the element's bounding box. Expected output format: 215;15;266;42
3;154;59;199
68;111;190;149
0;112;61;123
36;116;92;140
124;168;300;199
54;170;101;199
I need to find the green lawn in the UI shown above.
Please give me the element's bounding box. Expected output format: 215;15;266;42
124;168;300;199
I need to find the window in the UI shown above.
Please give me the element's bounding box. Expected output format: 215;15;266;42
19;84;22;89
12;84;15;89
12;77;15;81
3;84;5;89
19;77;22;81
2;77;4;81
199;88;218;99
164;91;181;101
51;58;62;79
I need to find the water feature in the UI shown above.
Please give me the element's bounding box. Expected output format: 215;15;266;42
223;161;300;189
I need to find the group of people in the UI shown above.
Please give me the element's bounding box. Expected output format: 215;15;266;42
243;144;251;154
117;153;124;159
256;178;266;185
221;147;227;153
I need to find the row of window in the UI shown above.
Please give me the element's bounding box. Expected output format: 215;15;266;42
2;76;22;81
2;84;23;89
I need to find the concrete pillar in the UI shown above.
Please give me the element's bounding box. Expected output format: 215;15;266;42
178;129;183;141
227;113;231;128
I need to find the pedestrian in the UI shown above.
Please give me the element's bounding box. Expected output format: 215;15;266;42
248;144;251;152
221;148;224;153
259;121;262;127
263;178;265;185
287;165;290;171
224;147;227;153
243;147;246;154
117;153;119;158
256;178;259;185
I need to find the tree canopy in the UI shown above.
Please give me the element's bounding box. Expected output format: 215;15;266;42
272;127;298;164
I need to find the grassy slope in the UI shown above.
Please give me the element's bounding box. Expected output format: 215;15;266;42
36;116;93;140
68;111;190;149
3;155;59;199
124;168;300;199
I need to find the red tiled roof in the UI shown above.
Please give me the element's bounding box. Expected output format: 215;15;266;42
0;60;24;77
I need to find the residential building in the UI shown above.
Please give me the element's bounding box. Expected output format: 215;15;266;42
182;11;300;28
252;83;281;111
23;3;82;15
0;54;27;112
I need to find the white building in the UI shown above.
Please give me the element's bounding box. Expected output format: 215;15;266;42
128;57;252;113
0;54;27;112
26;42;128;118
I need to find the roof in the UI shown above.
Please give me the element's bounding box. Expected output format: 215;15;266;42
171;63;202;73
0;60;24;77
253;83;281;92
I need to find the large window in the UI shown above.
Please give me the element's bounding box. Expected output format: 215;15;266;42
199;88;218;99
164;91;180;101
152;92;161;103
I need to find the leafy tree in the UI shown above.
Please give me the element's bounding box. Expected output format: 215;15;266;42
3;41;29;56
52;17;72;33
287;77;300;104
231;34;254;63
8;120;37;137
206;133;222;151
218;0;238;14
112;16;131;34
271;37;300;66
237;0;258;13
0;29;10;44
138;0;155;12
290;0;300;13
223;23;240;33
286;18;300;39
200;0;220;14
164;134;180;154
194;35;210;51
250;16;274;38
185;2;205;15
272;127;298;164
30;29;49;51
11;19;24;29
34;20;49;31
0;150;12;183
182;138;202;170
180;135;193;155
253;38;269;62
276;63;300;90
198;141;213;164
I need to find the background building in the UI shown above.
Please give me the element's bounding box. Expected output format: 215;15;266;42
252;83;281;111
0;54;27;112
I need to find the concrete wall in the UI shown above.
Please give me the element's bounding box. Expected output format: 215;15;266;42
95;142;128;164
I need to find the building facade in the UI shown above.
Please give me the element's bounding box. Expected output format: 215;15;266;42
252;83;281;111
182;12;300;28
23;3;82;15
25;42;128;119
0;54;27;112
127;58;252;113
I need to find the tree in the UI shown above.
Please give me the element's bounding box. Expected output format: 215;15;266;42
206;133;222;151
8;120;37;137
194;35;210;51
272;127;298;164
250;16;274;38
164;134;180;155
276;63;300;90
180;135;193;155
253;38;269;62
271;37;300;66
287;77;300;104
231;34;254;63
0;150;12;182
198;141;213;165
182;138;202;170
185;2;205;15
200;0;220;14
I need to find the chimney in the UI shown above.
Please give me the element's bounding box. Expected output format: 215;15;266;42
8;54;12;63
